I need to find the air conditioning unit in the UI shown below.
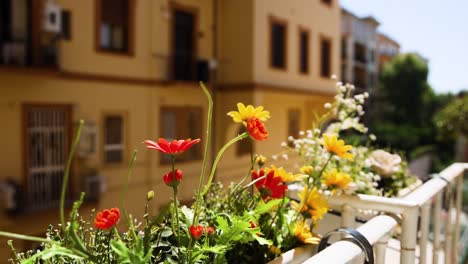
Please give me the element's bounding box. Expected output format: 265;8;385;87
0;181;16;211
43;1;62;33
77;123;97;158
82;175;105;202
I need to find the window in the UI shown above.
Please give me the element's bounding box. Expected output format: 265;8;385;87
96;0;133;53
103;114;125;164
320;37;332;78
288;109;301;142
161;107;202;163
270;17;287;69
299;28;309;74
61;10;71;40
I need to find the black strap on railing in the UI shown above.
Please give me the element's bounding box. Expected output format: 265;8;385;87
317;227;374;264
430;173;450;184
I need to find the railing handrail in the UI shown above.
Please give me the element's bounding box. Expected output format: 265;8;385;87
305;162;467;264
304;215;398;263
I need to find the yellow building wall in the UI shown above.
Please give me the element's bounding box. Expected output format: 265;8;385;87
57;0;213;81
217;0;254;83
252;0;341;94
0;72;210;258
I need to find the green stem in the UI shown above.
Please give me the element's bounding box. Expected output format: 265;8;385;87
0;231;60;245
60;120;84;233
201;132;249;197
121;151;137;226
293;154;333;222
170;155;181;260
188;82;213;263
266;196;286;238
193;82;213;213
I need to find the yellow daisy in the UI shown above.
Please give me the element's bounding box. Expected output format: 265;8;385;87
292;187;329;222
227;103;270;123
294;221;321;244
321;134;354;161
266;165;306;183
322;169;352;191
300;165;314;175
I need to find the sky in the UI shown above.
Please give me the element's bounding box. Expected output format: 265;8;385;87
340;0;468;94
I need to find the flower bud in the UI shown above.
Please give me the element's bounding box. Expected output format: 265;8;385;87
146;190;155;201
163;169;183;187
255;155;267;166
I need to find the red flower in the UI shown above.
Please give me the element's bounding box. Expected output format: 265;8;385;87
163;169;183;187
246;118;268;141
144;138;200;155
249;220;261;236
190;225;204;240
94;208;120;230
252;169;287;200
205;226;215;236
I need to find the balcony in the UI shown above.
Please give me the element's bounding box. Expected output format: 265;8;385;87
169;53;210;83
0;40;57;69
286;163;468;264
0;0;59;69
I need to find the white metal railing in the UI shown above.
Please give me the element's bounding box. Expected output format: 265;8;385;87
305;163;467;264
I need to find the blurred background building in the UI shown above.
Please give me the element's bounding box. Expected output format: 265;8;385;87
0;0;351;256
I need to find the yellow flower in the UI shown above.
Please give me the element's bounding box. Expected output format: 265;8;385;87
300;165;314;175
292;187;329;222
322;169;352;190
266;165;306;183
227;103;270;123
321;134;353;161
294;221;321;244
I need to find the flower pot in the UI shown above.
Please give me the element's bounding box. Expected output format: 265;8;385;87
267;244;317;264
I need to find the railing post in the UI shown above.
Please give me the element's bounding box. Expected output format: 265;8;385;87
375;234;390;264
433;192;443;264
445;184;454;264
400;206;418;264
454;175;463;264
419;202;430;264
341;204;355;228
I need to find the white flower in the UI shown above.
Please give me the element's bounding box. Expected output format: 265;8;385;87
288;136;294;141
282;154;289;160
299;130;305;136
369;134;377;141
281;142;287;147
363;92;369;98
324;103;332;109
366;150;402;177
331;74;337;80
272;155;278;160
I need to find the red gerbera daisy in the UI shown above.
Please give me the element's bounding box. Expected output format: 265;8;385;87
251;169;287;200
144;138;200;155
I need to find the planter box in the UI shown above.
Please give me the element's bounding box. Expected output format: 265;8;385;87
267;244;317;264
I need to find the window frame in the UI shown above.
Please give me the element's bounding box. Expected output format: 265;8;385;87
269;15;288;71
94;0;135;56
319;35;333;78
61;10;71;40
321;0;333;7
298;26;310;75
159;106;203;164
101;111;128;166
